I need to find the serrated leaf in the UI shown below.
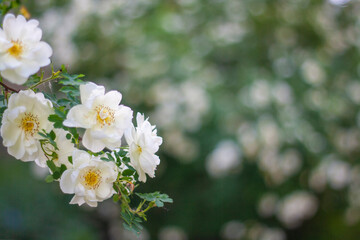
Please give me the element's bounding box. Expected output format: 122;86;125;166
136;192;173;207
155;200;163;207
106;153;115;162
59;85;79;94
59;73;84;86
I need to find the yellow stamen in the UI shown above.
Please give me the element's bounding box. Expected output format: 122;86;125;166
95;105;115;127
137;145;142;154
8;41;23;58
20;113;39;137
83;169;102;189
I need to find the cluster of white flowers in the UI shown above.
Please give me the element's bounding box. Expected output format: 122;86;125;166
0;14;52;84
0;14;163;209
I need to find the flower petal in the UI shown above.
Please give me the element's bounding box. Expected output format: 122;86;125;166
96;182;112;199
60;170;76;194
63;105;94;128
1;68;28;84
7;132;26;160
82;130;106;152
70;196;85;206
1;122;21;147
80;82;104;105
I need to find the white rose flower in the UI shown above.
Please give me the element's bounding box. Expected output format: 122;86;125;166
0;14;52;84
63;82;133;152
125;113;163;182
0;90;54;166
40;129;75;169
59;149;118;207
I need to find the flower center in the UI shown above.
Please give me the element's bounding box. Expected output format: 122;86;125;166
95;105;115;127
8;41;23;58
82;169;102;189
20;113;39;137
137;145;142;154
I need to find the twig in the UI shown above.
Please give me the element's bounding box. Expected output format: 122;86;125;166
0;81;19;93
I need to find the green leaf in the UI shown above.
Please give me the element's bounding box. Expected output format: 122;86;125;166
49;130;56;140
155;200;163;207
0;106;6;119
122;169;135;176
24;74;41;87
120;209;143;236
59;73;84;86
46;160;57;173
136;192;173;207
106;152;115;162
45;175;54;183
53;171;61;179
113;194;120;203
59;164;67;174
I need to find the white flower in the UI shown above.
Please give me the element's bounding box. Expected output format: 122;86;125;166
125;113;162;182
0;14;52;84
63;82;133;152
41;129;75;169
59;149;118;207
0;90;54;166
205;140;241;178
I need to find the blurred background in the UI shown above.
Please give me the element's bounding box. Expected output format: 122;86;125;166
1;0;360;239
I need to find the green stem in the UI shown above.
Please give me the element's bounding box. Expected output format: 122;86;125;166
29;72;61;90
141;201;156;214
40;141;51;161
136;200;146;212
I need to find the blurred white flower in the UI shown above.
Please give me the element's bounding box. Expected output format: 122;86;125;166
0;14;52;84
258;193;279;218
60;149;118;207
0;90;53;166
328;0;351;6
301;59;325;86
63;82;133;152
159;226;188;240
277;191;318;229
237;123;259;159
259;148;301;185
249;80;271;108
220;221;246;240
125;113;163;182
206;140;241;178
309;156;351;191
163;129;198;163
151;81;209;132
258;227;286;240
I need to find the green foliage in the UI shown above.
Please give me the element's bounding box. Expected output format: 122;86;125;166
0;105;6;119
0;0;20;17
121;209;143;235
39;129;58;151
136;192;173;208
